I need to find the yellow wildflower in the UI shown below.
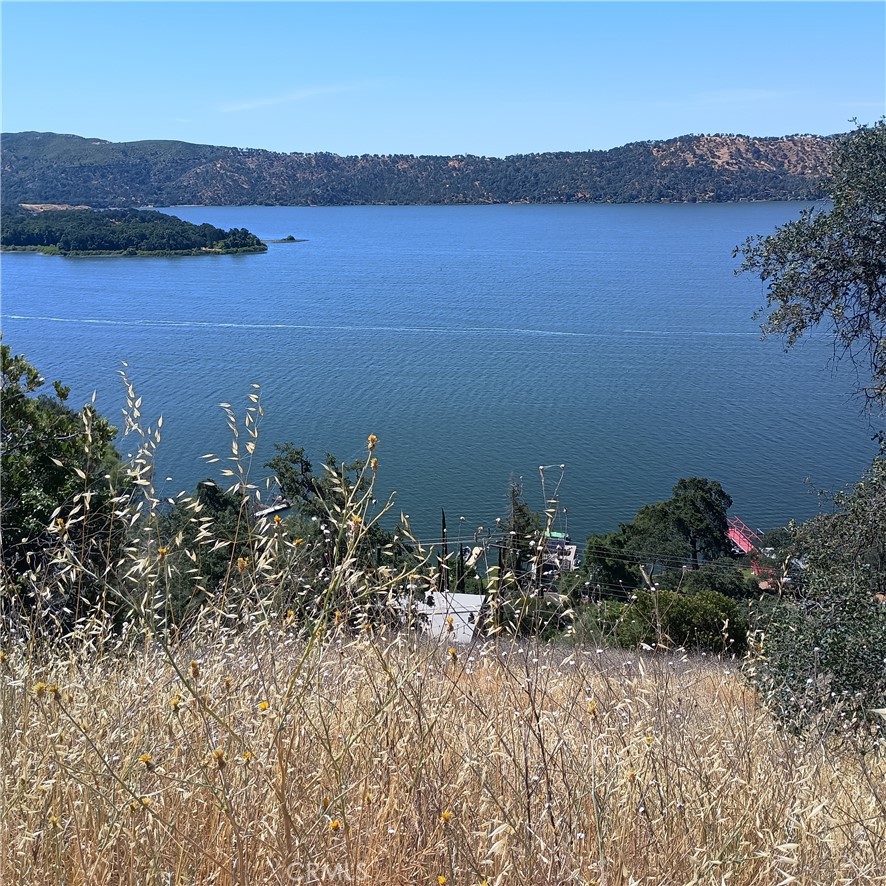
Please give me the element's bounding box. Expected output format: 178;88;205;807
587;699;597;717
448;647;457;661
367;434;378;451
438;877;447;885
190;660;200;679
258;700;270;712
329;818;341;831
440;809;453;823
33;681;47;698
158;547;168;559
294;537;304;547
370;457;378;473
139;752;153;768
170;694;182;711
242;750;253;762
274;514;282;525
211;747;226;769
237;556;248;574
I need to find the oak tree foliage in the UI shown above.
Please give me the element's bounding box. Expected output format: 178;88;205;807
736;119;886;406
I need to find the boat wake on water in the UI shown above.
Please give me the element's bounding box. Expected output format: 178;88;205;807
4;314;758;338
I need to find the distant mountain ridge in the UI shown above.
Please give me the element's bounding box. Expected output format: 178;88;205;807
1;130;836;207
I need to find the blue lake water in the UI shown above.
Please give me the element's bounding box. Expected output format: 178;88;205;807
1;203;878;544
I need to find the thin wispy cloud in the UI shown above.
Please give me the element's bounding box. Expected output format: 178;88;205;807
219;83;369;114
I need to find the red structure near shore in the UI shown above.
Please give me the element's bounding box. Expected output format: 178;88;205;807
728;516;773;577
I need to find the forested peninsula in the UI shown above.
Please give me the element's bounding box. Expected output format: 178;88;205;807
1;130;834;208
0;207;266;256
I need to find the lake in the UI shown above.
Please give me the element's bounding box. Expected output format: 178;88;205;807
1;203;878;544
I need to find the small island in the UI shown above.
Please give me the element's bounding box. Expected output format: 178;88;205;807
0;206;267;256
263;234;307;243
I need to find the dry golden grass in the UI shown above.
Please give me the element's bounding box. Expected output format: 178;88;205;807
2;635;884;886
3;386;884;885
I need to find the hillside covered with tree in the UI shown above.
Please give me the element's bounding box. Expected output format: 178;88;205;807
1;130;833;208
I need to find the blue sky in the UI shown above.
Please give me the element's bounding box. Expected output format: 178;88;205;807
2;2;883;156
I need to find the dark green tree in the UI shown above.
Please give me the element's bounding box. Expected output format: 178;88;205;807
500;480;541;582
264;442;319;517
155;479;251;621
1;345;124;624
583;477;733;591
736;122;886;732
667;477;733;570
736;119;886;406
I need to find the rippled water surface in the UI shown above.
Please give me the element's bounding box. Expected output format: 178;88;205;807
2;203;877;541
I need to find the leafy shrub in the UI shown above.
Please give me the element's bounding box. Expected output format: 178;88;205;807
602;589;747;653
745;578;886;736
744;455;886;736
493;593;573;638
